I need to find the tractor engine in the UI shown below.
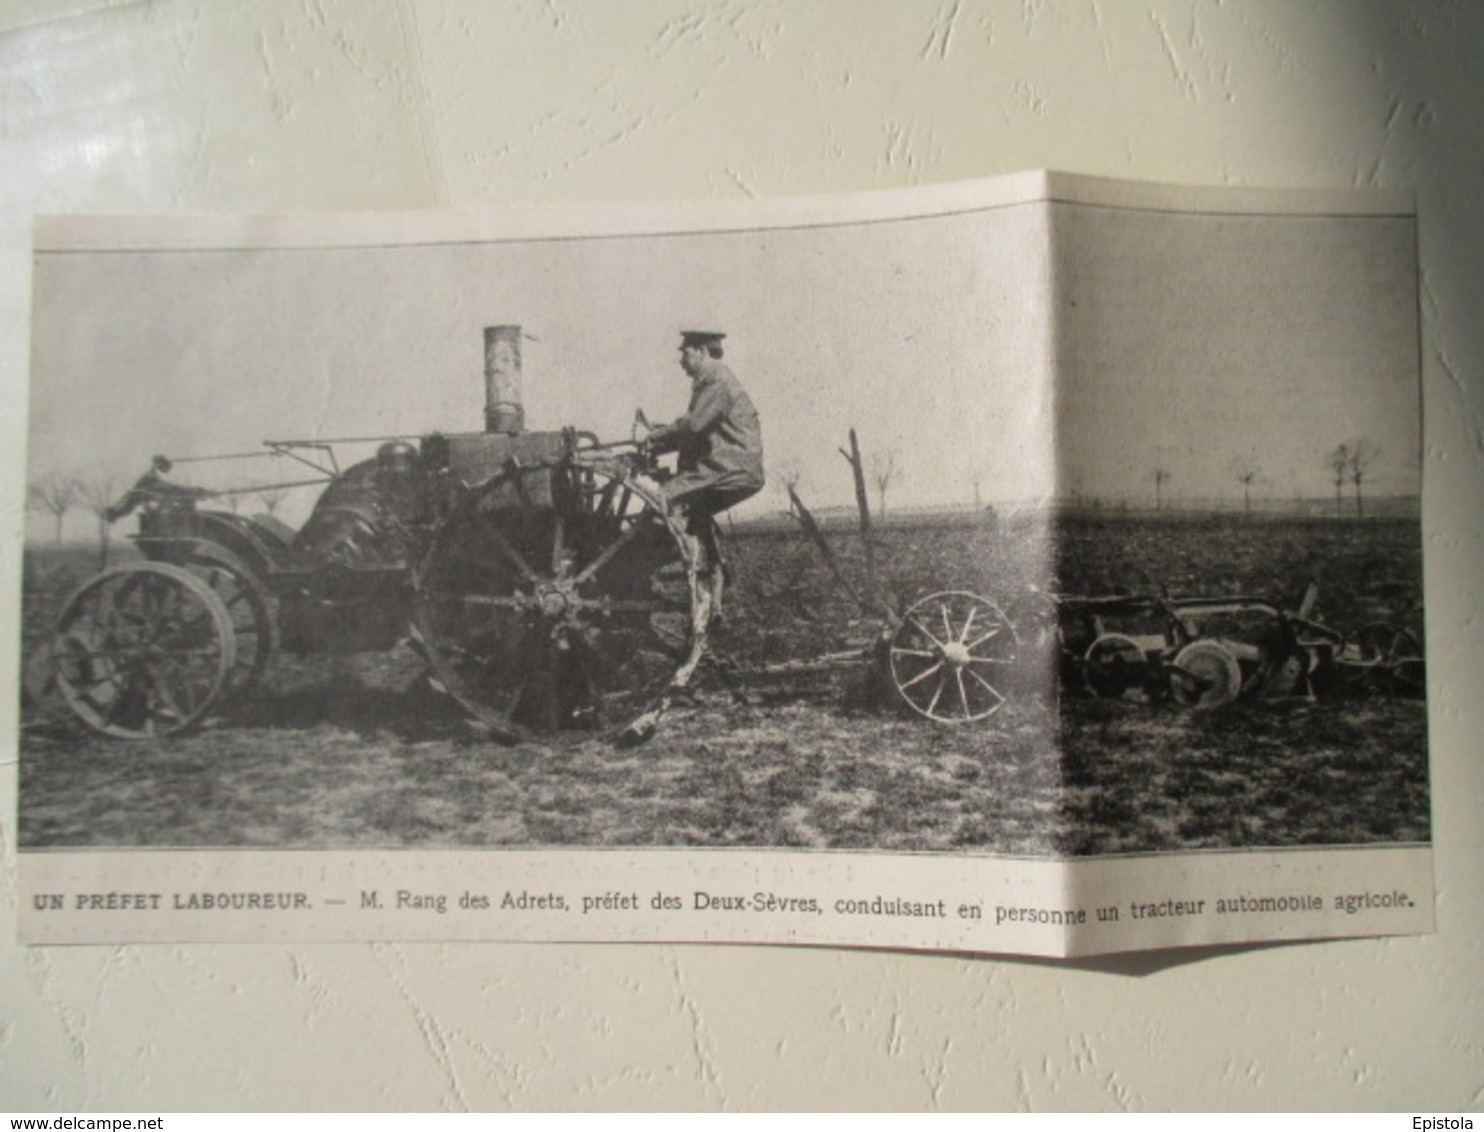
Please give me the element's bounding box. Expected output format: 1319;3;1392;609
291;440;427;570
281;322;578;652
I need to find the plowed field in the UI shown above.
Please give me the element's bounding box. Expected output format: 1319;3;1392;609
18;512;1428;855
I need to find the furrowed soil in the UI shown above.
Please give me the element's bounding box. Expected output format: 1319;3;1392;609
17;512;1428;855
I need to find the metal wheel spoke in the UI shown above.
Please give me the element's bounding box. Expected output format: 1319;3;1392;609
152;573;186;624
953;668;971;717
592;598;677;614
964;625;1004;652
90;585;122;636
473;633;533;726
462;594;528;611
965;653;1014;666
573;521;643;585
65;667;116;692
892;647;938;660
924;675;946;717
965;666;1007;707
482;524;540;585
138;574;161;620
898;660;944;691
905;614;948;651
152;656;202;716
958;604;977;643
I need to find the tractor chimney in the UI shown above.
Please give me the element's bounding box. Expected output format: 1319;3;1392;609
483;325;524;434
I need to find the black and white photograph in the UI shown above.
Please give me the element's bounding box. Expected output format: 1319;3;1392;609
17;174;1430;953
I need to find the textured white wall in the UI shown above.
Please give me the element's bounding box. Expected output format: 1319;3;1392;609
2;0;1480;1111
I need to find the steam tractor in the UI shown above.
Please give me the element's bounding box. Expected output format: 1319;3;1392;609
50;327;705;744
44;326;1415;744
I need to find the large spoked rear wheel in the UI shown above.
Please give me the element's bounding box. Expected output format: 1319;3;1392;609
889;591;1019;722
412;460;698;744
183;545;276;694
52;561;237;738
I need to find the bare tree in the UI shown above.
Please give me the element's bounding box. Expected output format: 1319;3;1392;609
256;485;291;515
75;475;117;568
1345;439;1381;518
971;469;983;511
1152;466;1171;512
1230;453;1263;515
28;473;77;543
1327;443;1351;517
869;450;898;519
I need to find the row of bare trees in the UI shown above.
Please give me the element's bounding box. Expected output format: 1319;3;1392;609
1148;439;1383;515
25;472;292;549
26;473;121;568
1327;439;1382;518
756;433;1390;520
1147;455;1262;514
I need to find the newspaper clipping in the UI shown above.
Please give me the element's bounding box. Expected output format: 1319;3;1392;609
16;172;1431;957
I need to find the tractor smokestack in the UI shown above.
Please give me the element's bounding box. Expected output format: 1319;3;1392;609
483;325;524;434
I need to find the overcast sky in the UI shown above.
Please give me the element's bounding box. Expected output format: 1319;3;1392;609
1053;204;1420;502
26;184;1418;539
28;200;1053;532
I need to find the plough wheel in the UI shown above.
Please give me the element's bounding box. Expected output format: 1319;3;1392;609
411;461;697;744
889;591;1019;722
1339;623;1425;697
1083;632;1147;699
1168;640;1241;709
52;561;237;738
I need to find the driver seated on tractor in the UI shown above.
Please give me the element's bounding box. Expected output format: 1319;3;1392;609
639;329;765;622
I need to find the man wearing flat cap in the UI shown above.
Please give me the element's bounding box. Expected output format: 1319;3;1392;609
641;330;765;629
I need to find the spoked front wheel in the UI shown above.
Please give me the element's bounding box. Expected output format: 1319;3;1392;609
889;591;1019;722
52;561;237;738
